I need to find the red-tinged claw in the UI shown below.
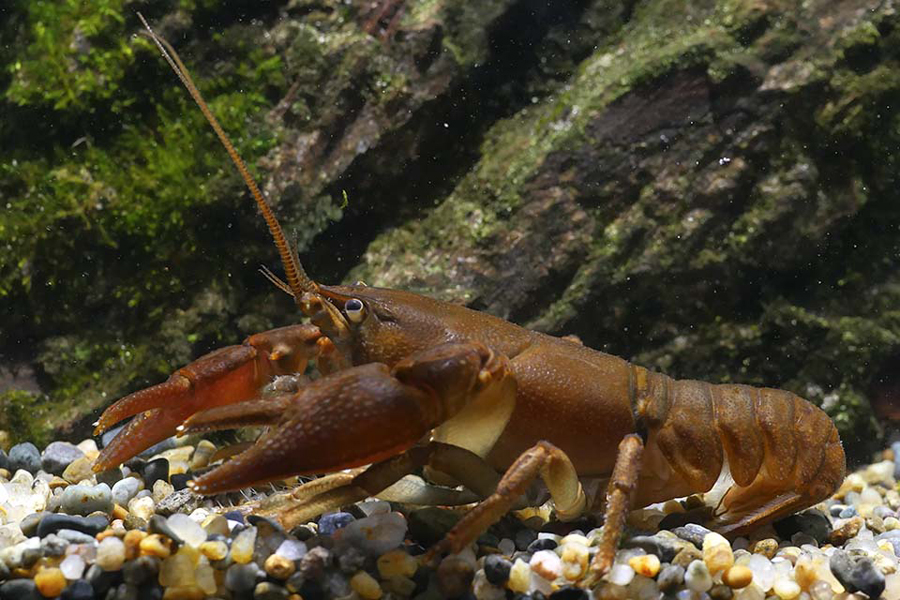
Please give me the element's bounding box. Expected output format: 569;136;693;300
178;394;294;435
93;408;192;472
189;364;437;495
93;376;190;436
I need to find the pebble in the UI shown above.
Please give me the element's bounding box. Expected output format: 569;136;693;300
231;525;257;563
673;524;713;548
34;567;67;597
60;554;87;580
97;536;126;570
829;549;886;599
703;532;734;574
41;442;85;475
484;553;512;585
437;554;474;598
60;483;113;515
225;562;264;593
624;533;682;562
123;555;159;585
37;513;108;537
0;450;7;472
319;511;356;536
335;512;406;556
166;513;207;548
264;553;296;579
351;570;383;600
685;559;713;593
60;580;93;600
657;563;685;592
111;477;141;506
377;548;418;578
255;581;290;600
722;565;753;588
629;553;661;578
140;533;175;559
8;443;41;474
142;459;169;487
0;579;41;600
57;528;97;544
61;457;95;484
531;549;563;580
607;563;635;586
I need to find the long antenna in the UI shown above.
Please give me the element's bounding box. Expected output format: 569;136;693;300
136;13;317;301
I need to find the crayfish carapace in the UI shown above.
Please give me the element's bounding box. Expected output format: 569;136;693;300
93;14;845;583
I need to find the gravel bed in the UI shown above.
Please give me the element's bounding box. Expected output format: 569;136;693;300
0;436;897;599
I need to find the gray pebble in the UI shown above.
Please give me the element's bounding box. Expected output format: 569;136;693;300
324;571;351;596
672;523;713;548
829;549;885;599
39;533;69;557
142;458;169;487
0;579;41;600
874;505;896;520
18;512;47;537
37;513;108;537
147;515;183;546
85;564;119;596
774;510;831;544
56;529;98;545
299;546;331;580
96;467;124;488
40;441;85;476
225;562;264;593
60;483;113;516
123;555;160;585
514;528;538;551
336;545;366;574
254;581;290;600
624;534;682;562
154;487;201;516
839;506;858;519
657;564;685;592
8;443;41;474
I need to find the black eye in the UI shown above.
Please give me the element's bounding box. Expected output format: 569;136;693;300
345;298;365;323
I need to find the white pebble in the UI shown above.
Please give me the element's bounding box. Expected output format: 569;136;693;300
772;577;801;599
607;563;635;586
685;559;713;593
60;554;85;579
127;495;155;521
530;550;562;581
735;582;766;600
95;536;125;571
357;500;391;516
167;513;207;548
275;539;307;561
746;554;776;592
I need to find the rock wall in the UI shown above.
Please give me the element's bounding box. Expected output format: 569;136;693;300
2;0;899;461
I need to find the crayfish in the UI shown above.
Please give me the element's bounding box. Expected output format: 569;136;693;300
92;15;846;585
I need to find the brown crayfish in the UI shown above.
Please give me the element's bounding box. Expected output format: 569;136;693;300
92;15;845;583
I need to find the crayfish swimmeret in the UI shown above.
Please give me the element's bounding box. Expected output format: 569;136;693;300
92;15;845;584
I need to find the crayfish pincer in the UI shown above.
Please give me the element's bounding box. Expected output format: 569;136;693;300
93;14;845;584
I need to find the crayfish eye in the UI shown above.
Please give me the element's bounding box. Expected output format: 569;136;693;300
344;298;365;323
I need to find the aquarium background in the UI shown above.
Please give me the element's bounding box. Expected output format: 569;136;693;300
1;0;898;463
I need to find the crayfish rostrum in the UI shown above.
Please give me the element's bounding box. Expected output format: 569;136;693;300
92;15;845;584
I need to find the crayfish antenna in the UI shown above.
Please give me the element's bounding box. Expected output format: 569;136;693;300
135;13;318;302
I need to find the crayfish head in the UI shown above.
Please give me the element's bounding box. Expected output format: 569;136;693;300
299;289;352;345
